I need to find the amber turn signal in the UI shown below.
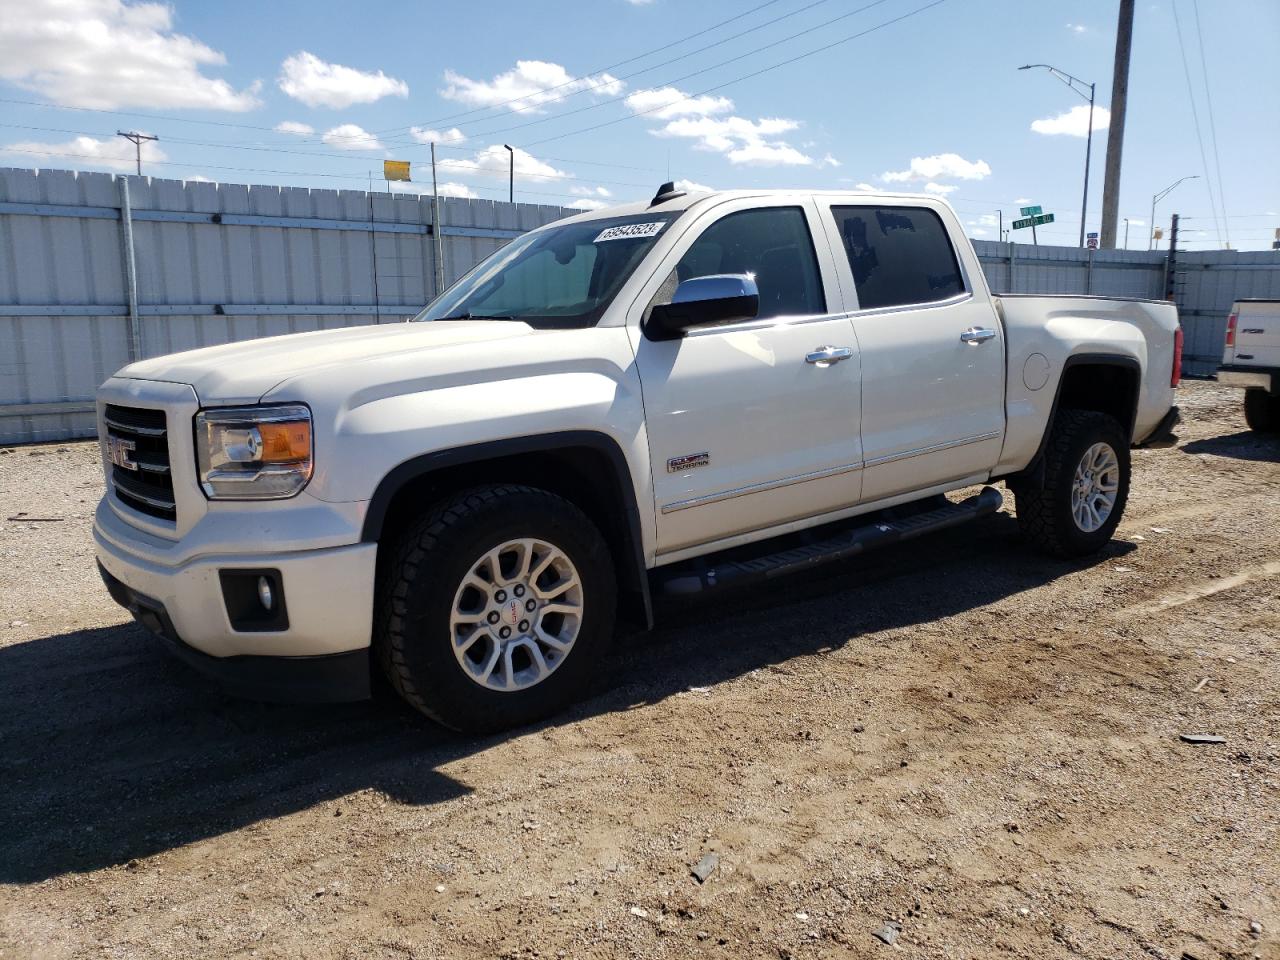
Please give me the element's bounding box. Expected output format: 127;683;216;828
258;421;311;462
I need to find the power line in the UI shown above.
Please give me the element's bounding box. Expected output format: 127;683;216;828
372;0;827;137
1190;0;1230;247
1171;0;1224;248
414;0;900;149
522;0;950;149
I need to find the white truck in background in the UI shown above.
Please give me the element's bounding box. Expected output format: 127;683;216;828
1218;299;1280;432
94;185;1182;732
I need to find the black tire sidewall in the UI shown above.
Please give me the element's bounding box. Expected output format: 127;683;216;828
390;491;615;733
1048;413;1131;555
1244;388;1279;432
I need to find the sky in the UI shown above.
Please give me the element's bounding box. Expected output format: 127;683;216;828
0;0;1277;250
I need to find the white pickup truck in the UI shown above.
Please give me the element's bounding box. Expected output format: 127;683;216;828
1218;298;1280;432
94;185;1182;731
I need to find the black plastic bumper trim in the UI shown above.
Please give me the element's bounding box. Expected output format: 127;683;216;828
1135;405;1181;449
97;561;370;703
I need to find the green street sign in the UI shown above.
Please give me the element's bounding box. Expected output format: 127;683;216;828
1020;205;1043;217
1034;213;1055;225
1012;217;1035;230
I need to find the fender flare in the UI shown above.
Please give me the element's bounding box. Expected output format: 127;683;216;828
360;430;653;627
1002;352;1141;488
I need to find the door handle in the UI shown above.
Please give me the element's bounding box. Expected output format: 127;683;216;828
960;327;998;344
805;345;853;365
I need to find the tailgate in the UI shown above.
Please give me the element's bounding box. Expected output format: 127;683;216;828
1229;301;1280;367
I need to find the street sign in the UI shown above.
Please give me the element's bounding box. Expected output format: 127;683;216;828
1019;205;1042;217
1086;231;1099;250
1012;212;1055;230
383;160;411;182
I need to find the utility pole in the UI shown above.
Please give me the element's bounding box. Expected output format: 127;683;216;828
503;144;514;203
116;131;158;175
1099;0;1135;248
430;141;445;297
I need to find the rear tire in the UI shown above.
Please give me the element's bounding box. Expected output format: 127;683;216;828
1015;410;1131;558
375;485;616;733
1243;388;1280;432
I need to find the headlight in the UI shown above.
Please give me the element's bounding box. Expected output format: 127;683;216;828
195;404;313;500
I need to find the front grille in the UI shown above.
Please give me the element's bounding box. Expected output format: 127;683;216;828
104;404;176;522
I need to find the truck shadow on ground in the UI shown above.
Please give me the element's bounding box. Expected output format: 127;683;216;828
0;512;1132;884
1181;430;1279;463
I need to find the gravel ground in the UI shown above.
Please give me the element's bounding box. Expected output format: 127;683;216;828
1;378;1276;960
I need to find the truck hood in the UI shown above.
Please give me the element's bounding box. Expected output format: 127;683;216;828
115;320;534;404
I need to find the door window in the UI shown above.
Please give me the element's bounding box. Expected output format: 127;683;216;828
674;207;826;320
830;206;964;310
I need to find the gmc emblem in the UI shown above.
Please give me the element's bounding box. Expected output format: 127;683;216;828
107;435;138;471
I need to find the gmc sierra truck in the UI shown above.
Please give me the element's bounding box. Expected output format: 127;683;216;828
1218;298;1280;432
94;185;1182;732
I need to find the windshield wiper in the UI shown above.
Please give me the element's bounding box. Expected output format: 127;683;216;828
433;311;516;321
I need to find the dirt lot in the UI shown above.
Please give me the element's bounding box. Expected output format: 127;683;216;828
1;378;1276;960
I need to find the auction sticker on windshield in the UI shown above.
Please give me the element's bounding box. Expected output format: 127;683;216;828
594;222;666;243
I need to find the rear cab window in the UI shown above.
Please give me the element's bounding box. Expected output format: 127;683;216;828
830;205;965;311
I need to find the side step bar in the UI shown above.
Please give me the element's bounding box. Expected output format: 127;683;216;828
655;486;1004;596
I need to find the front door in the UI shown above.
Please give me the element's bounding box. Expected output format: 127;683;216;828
630;199;864;558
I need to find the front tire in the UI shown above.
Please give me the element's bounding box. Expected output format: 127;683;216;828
1243;388;1280;432
1015;410;1131;558
376;485;616;733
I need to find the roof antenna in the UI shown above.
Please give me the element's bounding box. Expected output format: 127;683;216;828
650;181;686;207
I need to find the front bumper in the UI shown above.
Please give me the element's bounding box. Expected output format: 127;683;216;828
99;563;370;702
94;497;378;701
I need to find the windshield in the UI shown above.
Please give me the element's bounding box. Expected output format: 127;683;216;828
414;212;678;328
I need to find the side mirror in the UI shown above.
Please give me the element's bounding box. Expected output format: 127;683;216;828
645;274;759;341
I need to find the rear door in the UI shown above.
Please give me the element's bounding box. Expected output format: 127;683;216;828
628;197;864;559
818;200;1006;503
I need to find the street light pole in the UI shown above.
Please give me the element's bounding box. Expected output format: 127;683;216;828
1019;64;1095;248
503;144;514;204
1149;175;1198;250
1123;218;1130;249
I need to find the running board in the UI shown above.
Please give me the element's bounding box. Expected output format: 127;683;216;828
655;486;1004;596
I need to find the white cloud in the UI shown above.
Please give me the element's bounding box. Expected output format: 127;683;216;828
185;174;213;183
410;127;467;145
278;52;408;109
1015;197;1033;204
1066;22;1088;33
971;228;990;236
274;120;315;136
626;0;656;5
1030;104;1111;137
970;214;999;227
0;0;260;111
570;185;612;198
567;198;610;210
819;153;841;168
437;181;479;199
852;181;877;191
438;144;568;182
321;123;382;151
882;153;992;183
2;133;167;172
674;178;714;192
654;115;815;166
624;87;734;120
923;182;958;196
1126;218;1146;226
441;60;622;114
